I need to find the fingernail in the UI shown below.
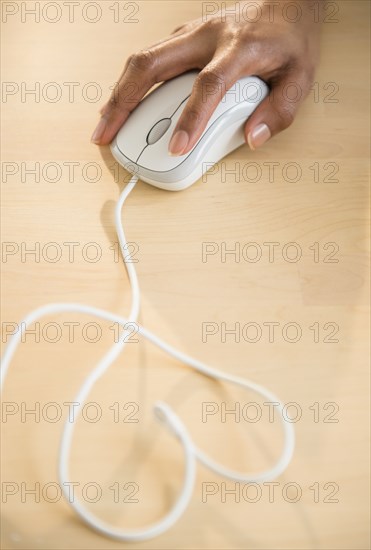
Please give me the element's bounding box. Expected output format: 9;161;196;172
247;123;271;150
168;130;189;156
91;117;107;144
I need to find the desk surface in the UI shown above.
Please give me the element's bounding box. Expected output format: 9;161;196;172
1;1;370;549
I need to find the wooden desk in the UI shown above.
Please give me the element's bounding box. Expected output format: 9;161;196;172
1;1;369;548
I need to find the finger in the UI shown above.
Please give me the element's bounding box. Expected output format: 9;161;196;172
91;32;208;146
244;69;312;150
98;54;134;118
98;29;194;118
168;56;242;156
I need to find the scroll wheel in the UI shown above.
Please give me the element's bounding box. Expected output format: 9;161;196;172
146;118;172;145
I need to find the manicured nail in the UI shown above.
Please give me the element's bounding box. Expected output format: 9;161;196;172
168;130;189;156
247;123;271;150
91;117;107;144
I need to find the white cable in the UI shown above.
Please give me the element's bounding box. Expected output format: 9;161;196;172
0;174;295;542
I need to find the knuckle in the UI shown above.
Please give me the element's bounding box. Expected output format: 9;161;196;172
294;65;315;94
199;67;226;88
201;17;221;32
128;49;157;73
192;16;220;39
106;95;121;112
197;67;227;102
275;102;296;130
220;23;241;44
183;107;203;126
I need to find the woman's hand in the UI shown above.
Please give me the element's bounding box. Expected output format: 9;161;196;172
91;0;322;154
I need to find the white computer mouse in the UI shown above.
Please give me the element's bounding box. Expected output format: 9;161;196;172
110;71;269;191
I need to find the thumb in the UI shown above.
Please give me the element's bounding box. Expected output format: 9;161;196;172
244;72;310;150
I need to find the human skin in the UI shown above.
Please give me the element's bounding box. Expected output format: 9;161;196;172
91;0;322;154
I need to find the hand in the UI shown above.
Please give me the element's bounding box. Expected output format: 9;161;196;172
91;0;322;155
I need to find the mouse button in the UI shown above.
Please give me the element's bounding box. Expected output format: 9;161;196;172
138;137;186;171
114;72;199;161
146;118;172;145
114;113;148;161
166;86;240;142
178;77;268;132
237;76;269;102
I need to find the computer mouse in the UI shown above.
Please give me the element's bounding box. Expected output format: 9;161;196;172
110;71;269;191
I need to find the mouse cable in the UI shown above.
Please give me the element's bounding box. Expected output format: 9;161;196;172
1;174;295;542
